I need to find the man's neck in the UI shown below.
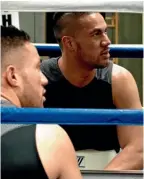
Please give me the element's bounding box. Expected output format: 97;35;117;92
1;90;21;107
58;55;96;87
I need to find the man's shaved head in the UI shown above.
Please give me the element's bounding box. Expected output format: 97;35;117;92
52;12;110;69
1;25;30;72
53;12;105;46
1;26;48;108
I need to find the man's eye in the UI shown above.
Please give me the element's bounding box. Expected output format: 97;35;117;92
94;32;100;36
94;30;108;36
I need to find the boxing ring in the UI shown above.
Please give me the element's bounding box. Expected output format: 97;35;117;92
1;1;144;178
1;41;143;124
1;44;144;178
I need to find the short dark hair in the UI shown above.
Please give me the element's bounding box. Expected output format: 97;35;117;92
53;12;106;43
1;25;30;63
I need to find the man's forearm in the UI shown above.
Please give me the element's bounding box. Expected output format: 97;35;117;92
104;145;143;170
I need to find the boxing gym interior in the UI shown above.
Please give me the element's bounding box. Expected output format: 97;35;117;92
1;10;143;179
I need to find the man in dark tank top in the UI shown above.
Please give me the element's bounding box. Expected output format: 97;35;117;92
1;25;82;179
41;12;143;170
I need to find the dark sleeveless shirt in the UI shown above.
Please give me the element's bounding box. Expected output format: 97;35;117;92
1;99;48;179
40;58;120;153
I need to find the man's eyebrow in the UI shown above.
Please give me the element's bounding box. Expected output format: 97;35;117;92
89;26;108;35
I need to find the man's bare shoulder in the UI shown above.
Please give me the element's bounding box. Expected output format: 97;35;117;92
111;63;142;109
36;124;68;141
112;63;131;79
35;124;72;178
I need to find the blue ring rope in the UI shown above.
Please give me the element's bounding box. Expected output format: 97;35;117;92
34;44;144;58
1;107;143;125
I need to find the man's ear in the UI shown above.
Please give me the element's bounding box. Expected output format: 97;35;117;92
62;36;77;52
5;65;20;87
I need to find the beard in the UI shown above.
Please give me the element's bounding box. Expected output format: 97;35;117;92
76;44;111;70
93;63;109;69
92;57;111;69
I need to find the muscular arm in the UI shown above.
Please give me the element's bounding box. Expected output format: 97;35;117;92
104;65;143;170
36;124;82;179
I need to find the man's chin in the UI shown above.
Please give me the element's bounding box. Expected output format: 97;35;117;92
97;58;110;68
94;62;109;69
